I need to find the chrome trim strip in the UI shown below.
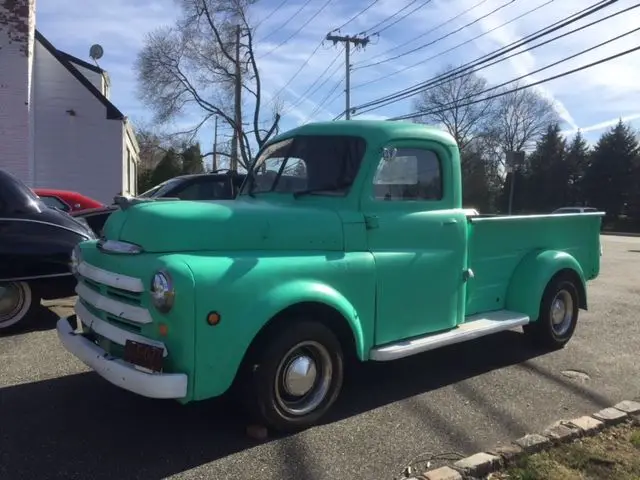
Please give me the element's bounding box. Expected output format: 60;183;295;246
76;282;152;324
77;261;144;293
0;217;92;238
76;301;167;356
0;272;73;282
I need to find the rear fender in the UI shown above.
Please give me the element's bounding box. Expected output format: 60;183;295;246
505;250;587;321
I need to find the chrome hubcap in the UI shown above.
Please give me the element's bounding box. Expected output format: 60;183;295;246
275;341;333;416
0;283;23;319
283;355;317;397
550;289;573;336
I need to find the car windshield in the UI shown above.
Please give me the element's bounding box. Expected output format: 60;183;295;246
138;177;183;198
241;134;367;196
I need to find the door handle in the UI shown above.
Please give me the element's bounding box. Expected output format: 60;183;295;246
442;218;457;225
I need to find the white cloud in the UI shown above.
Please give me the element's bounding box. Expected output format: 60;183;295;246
35;0;640;149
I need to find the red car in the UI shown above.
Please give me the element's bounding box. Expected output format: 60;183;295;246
33;188;104;213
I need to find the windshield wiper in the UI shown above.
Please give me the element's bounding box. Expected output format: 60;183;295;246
293;182;353;198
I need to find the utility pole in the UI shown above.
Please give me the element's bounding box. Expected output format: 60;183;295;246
231;24;242;171
212;115;218;171
506;150;525;215
325;32;370;120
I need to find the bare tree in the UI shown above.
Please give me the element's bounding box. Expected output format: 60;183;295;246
136;0;281;170
413;65;497;153
491;82;560;155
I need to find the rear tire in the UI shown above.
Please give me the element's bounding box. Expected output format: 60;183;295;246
523;274;579;349
240;320;344;432
0;281;40;333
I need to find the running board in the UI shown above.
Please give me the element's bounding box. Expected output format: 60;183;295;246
369;310;530;361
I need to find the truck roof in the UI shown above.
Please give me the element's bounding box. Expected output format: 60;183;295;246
270;120;458;147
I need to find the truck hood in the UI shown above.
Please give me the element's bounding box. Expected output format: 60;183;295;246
105;199;345;253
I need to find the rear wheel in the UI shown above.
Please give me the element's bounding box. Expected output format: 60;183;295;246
240;320;344;432
0;281;40;332
523;274;579;349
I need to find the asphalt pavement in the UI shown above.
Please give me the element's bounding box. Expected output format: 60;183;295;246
1;235;639;480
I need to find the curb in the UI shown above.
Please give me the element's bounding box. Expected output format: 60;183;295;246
408;400;640;480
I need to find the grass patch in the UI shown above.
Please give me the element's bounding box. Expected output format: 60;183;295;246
491;422;640;480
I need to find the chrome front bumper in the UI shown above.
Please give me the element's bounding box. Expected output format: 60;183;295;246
56;317;187;399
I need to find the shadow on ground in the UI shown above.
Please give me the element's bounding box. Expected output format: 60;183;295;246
0;331;571;480
0;305;61;337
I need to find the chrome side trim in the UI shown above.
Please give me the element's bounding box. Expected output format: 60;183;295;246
76;301;167;356
0;272;73;282
77;261;144;293
0;217;91;238
76;282;152;324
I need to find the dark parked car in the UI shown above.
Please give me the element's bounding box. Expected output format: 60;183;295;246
73;170;247;236
0;169;95;331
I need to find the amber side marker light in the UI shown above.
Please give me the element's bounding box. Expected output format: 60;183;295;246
207;312;221;326
158;323;169;336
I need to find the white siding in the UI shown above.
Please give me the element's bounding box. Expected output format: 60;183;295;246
68;62;106;96
123;119;140;196
0;0;36;184
32;40;124;204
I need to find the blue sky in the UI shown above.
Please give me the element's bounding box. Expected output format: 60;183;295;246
37;0;640;156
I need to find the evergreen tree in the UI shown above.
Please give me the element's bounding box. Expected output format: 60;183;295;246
150;148;182;187
181;143;205;174
582;120;639;218
525;123;567;212
565;130;590;205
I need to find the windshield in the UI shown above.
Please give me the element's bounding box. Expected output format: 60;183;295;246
241;134;367;196
138;177;183;198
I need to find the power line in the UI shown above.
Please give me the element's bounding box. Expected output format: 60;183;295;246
268;38;325;104
352;0;554;90
258;0;313;43
255;0;291;29
362;0;492;64
388;43;640;121
304;76;345;122
348;0;619;114
372;0;435;35
258;0;333;59
355;0;519;70
359;0;421;35
285;48;344;114
330;0;381;33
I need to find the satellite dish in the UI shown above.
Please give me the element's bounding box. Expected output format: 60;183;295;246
89;44;104;61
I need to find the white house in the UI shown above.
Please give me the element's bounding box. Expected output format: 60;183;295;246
0;0;139;204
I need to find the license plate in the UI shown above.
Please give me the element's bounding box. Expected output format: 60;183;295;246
124;340;163;372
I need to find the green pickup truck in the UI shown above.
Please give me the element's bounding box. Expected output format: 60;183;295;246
57;120;603;432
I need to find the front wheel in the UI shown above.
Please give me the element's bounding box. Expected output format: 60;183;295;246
523;274;580;349
0;281;40;332
241;320;344;432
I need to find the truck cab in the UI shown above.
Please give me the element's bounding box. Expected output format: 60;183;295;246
56;120;604;432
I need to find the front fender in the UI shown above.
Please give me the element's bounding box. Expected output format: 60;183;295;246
505;250;587;321
243;280;366;358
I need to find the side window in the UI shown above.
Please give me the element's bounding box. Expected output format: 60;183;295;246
40;195;71;212
175;180;227;200
372;148;442;201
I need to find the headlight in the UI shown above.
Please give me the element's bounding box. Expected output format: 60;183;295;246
70;244;81;274
150;270;175;313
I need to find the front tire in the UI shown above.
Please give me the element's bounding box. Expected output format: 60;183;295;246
0;281;40;332
241;320;344;432
523;274;580;349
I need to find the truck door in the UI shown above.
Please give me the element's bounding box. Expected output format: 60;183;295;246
361;141;467;346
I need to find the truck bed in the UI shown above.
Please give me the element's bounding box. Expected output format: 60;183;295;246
465;212;603;317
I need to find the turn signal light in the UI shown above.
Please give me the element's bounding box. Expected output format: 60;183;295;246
158;323;169;336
